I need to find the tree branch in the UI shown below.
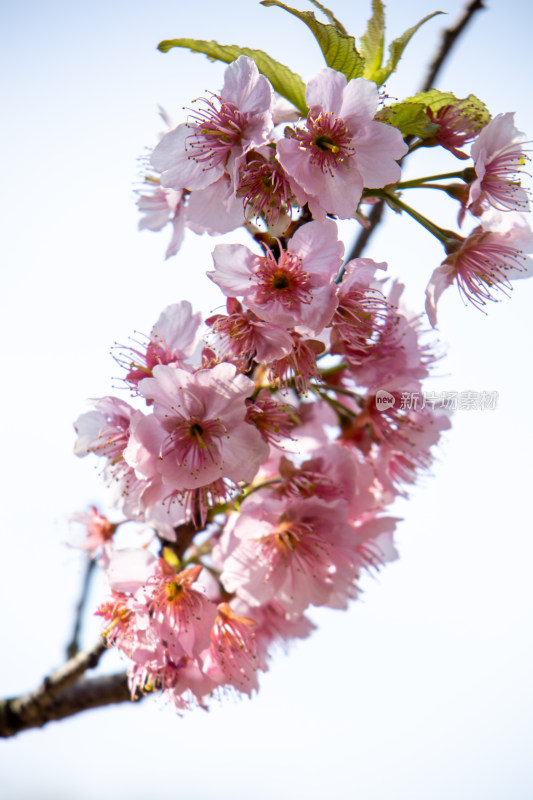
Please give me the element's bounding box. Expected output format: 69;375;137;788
343;0;486;265
0;639;137;738
66;554;96;659
422;0;485;92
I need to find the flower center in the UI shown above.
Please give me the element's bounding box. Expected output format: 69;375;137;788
294;111;354;175
237;153;294;225
185;94;248;169
254;249;312;309
166;581;184;602
163;416;227;476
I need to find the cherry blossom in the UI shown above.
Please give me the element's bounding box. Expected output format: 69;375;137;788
425;98;487;159
218;494;365;614
209;219;343;336
426;211;533;326
202;603;260;695
151;56;273;193
115;301;202;390
137;183;186;259
277;69;408;220
467;112;530;216
128;362;269;502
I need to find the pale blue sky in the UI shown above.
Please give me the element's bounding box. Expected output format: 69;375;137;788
1;1;533;798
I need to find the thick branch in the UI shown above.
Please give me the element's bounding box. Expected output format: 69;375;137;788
344;0;486;264
0;639;133;737
0;670;133;737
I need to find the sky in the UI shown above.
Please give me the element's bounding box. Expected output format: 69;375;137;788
1;0;533;798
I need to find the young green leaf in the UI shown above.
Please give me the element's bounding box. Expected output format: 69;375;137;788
376;102;438;138
360;0;385;82
157;38;308;115
405;89;458;113
407;90;490;129
308;0;348;34
373;10;444;85
261;0;365;80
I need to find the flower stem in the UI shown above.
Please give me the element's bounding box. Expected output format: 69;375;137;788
396;170;469;188
371;190;455;246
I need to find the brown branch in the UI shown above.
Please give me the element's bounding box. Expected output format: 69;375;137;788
66;554;96;659
422;0;485;92
0;671;134;738
0;638;135;738
343;0;486;265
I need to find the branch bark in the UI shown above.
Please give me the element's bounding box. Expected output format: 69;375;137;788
343;0;486;264
0;639;136;738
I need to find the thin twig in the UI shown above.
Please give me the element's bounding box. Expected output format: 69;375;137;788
422;0;485;92
66;554;96;659
343;0;486;265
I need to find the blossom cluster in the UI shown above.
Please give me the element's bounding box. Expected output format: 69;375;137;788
138;57;407;248
73;34;531;712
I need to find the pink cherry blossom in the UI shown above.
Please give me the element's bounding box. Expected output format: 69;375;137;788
331;257;394;365
209;219;343;336
218;494;362;614
425;211;533;326
96;591;134;649
115;301;202;390
73;395;135;460
372;407;451;496
235;147;295;228
332;279;435;393
202;603;260;695
184;175;246;235
137;183;186;259
130;362;269;497
151;56;273;193
467;113;530;216
245;390;298;447
70;506;116;553
277;442;377;518
74;399;186;534
277;69;408;220
104;547;158;595
152;658;218;712
244;600;316;662
205;297;294;371
425;99;487;159
267;332;325;395
131;561;218;663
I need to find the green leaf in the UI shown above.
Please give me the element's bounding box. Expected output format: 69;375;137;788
405;89;459;113
376;102;438;138
157;38;308;115
407;90;490;129
308;0;348;34
373;10;444;85
380;91;490;141
360;0;386;82
261;0;365;80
